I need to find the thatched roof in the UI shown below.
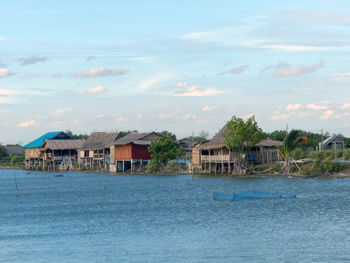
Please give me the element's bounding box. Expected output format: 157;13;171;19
199;124;227;150
114;132;161;146
256;139;283;148
200;123;283;150
80;132;121;150
45;139;85;150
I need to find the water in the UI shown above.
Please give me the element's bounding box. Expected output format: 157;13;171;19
1;169;350;262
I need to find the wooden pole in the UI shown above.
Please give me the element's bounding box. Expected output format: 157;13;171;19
228;149;231;175
12;162;19;198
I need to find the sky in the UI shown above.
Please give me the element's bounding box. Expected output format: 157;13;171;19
1;0;350;144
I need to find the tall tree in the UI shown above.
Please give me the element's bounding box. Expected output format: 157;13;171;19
223;115;264;153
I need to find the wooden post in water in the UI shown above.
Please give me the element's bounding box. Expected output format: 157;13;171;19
99;162;106;190
12;162;19;198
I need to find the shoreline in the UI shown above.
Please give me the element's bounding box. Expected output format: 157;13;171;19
2;166;350;178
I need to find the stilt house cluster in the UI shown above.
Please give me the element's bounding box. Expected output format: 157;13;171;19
191;124;282;175
23;130;162;172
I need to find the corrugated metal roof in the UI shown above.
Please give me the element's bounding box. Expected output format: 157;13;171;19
114;132;161;146
3;145;24;155
45;139;85;150
22;131;65;149
79;132;121;150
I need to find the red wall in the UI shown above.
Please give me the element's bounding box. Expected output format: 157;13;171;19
131;144;152;160
115;144;152;160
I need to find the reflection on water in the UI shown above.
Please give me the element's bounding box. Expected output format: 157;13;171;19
1;169;350;262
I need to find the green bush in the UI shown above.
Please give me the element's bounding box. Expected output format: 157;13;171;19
335;150;343;158
290;148;305;160
344;149;350;160
146;159;161;173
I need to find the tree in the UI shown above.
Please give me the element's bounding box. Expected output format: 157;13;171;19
147;136;180;172
120;130;138;137
64;130;89;139
160;130;177;140
223;115;264;153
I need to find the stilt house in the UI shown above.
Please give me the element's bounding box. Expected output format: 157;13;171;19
78;132;122;168
41;139;85;170
109;132;161;173
22;131;74;169
319;136;346;151
192;124;282;175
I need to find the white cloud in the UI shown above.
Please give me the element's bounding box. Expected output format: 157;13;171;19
128;56;152;62
136;113;143;119
273;60;324;78
183;113;197;120
202;105;217;112
242;113;254;120
286;104;301;111
79;86;106;95
54;108;72;116
139;73;172;91
21;56;47;65
17;120;35;128
23;73;39;79
95;114;105;119
261;62;289;74
158;113;175;120
116;117;127;122
306;102;330;110
73;120;82;125
260;44;331;52
51;73;62;79
341;103;350;109
269;113;291;120
175;86;222;97
0;89;14;103
75;67;128;78
311;81;325;88
336;113;350;119
176;82;188;88
320;110;335;119
221;65;248;75
0;68;14;78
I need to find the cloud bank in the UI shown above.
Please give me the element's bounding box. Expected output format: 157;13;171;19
75;67;128;78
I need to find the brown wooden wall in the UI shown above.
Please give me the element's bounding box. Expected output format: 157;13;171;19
115;144;152;160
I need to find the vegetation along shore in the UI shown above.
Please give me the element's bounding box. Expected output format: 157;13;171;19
1;115;350;177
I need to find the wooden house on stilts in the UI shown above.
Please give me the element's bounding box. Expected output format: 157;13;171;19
78;132;122;169
22;131;84;170
109;132;161;173
191;124;283;175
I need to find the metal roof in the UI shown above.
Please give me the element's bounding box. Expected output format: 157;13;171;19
114;132;161;146
22;131;65;149
79;132;121;150
44;139;85;150
3;145;24;155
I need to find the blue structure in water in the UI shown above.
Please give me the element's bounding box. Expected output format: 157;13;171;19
214;190;296;201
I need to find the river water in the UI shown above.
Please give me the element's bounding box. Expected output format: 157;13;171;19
1;169;350;262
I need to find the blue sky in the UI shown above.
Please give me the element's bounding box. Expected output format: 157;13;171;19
1;0;350;144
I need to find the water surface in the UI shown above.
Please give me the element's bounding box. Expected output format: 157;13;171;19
1;169;350;262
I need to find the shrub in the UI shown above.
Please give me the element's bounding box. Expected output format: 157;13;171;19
146;159;161;173
344;149;350;160
335;150;343;158
290;148;305;160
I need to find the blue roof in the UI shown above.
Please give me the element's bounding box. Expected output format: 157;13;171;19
22;131;64;149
